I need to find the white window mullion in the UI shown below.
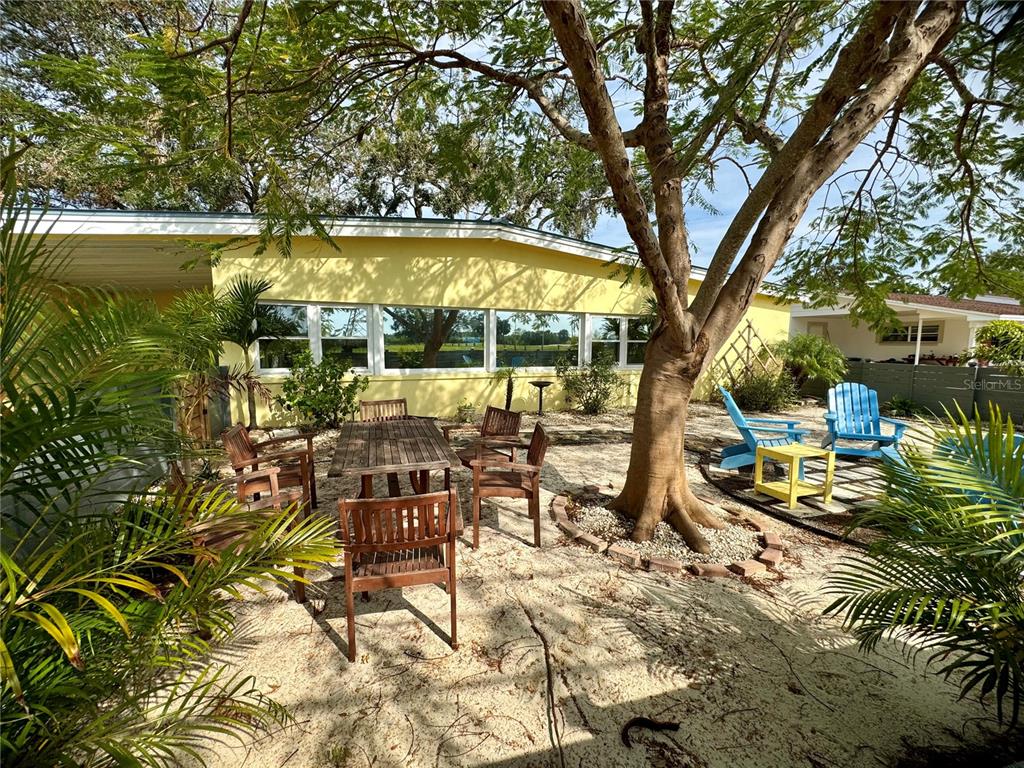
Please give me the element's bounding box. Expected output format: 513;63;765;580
582;313;593;365
370;304;384;375
309;305;321;363
485;309;497;372
618;318;628;368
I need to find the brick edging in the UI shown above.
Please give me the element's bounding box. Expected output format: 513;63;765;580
549;494;785;579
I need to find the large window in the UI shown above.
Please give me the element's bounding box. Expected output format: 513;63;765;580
382;306;485;369
257;304;309;370
256;303;370;371
591;316;621;363
321;306;369;368
879;321;942;344
590;315;651;366
251;303;652;374
496;311;579;367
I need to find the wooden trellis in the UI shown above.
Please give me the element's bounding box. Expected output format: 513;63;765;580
701;320;782;391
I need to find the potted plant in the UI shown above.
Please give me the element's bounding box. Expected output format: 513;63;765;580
455;397;477;423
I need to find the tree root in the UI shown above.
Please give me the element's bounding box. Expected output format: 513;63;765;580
681;488;726;530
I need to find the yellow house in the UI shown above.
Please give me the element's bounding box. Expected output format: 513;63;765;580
37;210;792;425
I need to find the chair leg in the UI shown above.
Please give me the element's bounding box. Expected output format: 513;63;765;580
345;560;356;662
472;494;480;549
361;591;370;602
449;577;458;651
530;494;541;548
293;566;306;603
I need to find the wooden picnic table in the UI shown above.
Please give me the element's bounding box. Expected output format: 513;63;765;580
328;418;462;498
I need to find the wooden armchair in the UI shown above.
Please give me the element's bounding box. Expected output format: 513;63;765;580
169;462;309;602
445;406;522;468
338;489;460;662
469;423;550;549
221;424;317;508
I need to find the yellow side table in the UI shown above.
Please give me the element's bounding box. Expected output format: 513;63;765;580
754;443;836;509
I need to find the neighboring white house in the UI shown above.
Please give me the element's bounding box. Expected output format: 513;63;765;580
790;293;1024;365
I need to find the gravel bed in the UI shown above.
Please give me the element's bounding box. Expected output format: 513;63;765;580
571;503;760;564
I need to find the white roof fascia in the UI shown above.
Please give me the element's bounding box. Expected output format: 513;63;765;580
27;209;709;277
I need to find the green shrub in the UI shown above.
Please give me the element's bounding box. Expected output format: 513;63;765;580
729;369;798;412
965;319;1024;375
882;394;924;418
556;353;623;415
825;406;1024;724
773;333;847;388
275;350;370;428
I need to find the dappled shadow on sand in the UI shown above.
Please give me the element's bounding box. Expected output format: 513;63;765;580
211;542;997;768
202;423;997;768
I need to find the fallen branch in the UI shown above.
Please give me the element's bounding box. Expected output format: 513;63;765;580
517;598;566;768
761;632;836;712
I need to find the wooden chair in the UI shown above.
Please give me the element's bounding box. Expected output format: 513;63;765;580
221;424;317;508
445;406;523;468
169;463;309;602
469;423;550;549
338;489;460;662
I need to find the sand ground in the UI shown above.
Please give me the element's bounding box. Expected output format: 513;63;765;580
199;403;995;768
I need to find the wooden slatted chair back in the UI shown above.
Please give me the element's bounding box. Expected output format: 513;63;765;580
360;398;409;422
221;424;257;463
340;489;458;555
526;423;550;468
480;406;521;438
828;383;880;436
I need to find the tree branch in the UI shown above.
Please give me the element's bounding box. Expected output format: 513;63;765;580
169;0;253;60
689;0;912;327
699;0;962;349
540;0;690;341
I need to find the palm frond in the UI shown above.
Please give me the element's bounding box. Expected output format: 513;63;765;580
825;405;1024;724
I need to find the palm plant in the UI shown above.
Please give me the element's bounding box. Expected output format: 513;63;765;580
491;366;518;410
220;276;297;429
1;177;340;766
825;405;1024;724
162;288;271;458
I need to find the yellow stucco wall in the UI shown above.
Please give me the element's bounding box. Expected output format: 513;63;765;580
212;236;792;424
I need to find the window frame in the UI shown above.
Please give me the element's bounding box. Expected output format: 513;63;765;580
250;303;650;377
255;301;371;375
586;314;648;369
379;303;488;375
494;308;583;372
878;320;944;345
318;304;372;370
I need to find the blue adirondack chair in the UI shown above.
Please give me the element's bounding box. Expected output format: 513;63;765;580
824;383;907;458
718;386;809;473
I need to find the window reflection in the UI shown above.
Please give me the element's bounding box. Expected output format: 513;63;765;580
496;311;579;367
382;307;485;369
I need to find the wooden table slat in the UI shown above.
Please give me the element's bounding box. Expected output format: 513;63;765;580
329;419;462;478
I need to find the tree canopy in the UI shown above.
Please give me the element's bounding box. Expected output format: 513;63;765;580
3;0;1021;321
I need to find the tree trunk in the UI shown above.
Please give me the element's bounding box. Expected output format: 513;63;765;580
244;347;258;430
505;377;514;410
608;330;725;553
421;309;459;368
